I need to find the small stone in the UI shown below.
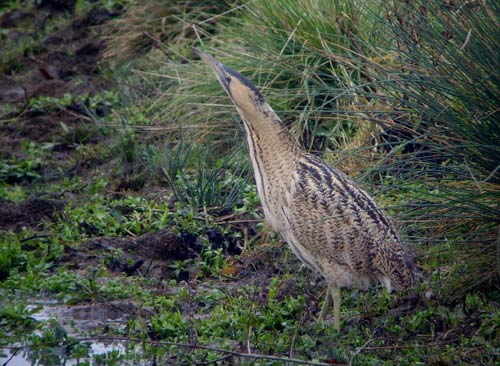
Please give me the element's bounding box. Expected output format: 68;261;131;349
0;76;26;103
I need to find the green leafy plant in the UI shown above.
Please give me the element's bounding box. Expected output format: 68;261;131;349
0;302;40;331
0;232;25;279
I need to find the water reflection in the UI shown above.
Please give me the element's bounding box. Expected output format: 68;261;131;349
1;341;128;366
1;300;138;366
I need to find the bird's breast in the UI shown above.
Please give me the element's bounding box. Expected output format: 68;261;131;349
258;168;297;231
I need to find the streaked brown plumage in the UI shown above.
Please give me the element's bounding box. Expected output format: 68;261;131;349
198;51;416;330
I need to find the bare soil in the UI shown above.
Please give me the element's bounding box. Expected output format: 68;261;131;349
0;5;117;160
62;229;194;280
0;4;116;233
0;197;65;231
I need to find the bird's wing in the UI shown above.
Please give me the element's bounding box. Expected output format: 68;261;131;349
288;154;414;289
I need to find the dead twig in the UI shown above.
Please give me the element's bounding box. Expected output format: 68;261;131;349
0;336;333;366
363;338;461;350
349;336;381;366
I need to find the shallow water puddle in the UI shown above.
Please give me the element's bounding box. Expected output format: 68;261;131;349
0;300;138;366
28;300;130;336
1;341;128;366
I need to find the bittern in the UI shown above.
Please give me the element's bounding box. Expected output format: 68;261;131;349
198;51;416;330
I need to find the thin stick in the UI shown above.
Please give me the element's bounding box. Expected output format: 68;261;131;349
363;339;460;350
197;2;249;25
1;336;334;366
348;336;380;366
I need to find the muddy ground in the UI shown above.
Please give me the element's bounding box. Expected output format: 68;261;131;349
0;4;114;160
0;4;104;226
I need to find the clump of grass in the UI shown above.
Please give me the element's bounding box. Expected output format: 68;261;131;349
355;0;500;295
218;0;389;151
102;0;239;66
106;77;253;206
148;0;391;154
152;138;251;209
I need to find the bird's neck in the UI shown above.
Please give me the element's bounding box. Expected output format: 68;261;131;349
237;103;299;213
237;103;299;228
238;103;299;165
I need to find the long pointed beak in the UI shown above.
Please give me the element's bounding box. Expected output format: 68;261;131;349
196;50;230;93
197;50;221;68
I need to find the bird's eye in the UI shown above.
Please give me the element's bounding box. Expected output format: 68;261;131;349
225;76;231;83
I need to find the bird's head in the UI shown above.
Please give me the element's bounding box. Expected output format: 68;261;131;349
197;50;268;120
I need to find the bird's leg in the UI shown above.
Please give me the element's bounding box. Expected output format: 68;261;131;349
318;286;342;331
318;287;333;323
333;286;341;331
260;220;272;244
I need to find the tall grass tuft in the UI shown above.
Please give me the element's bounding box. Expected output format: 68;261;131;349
128;0;394;159
102;0;238;65
218;0;388;151
152;138;251;209
357;0;500;295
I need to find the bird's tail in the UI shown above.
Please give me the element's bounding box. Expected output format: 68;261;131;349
391;254;423;291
